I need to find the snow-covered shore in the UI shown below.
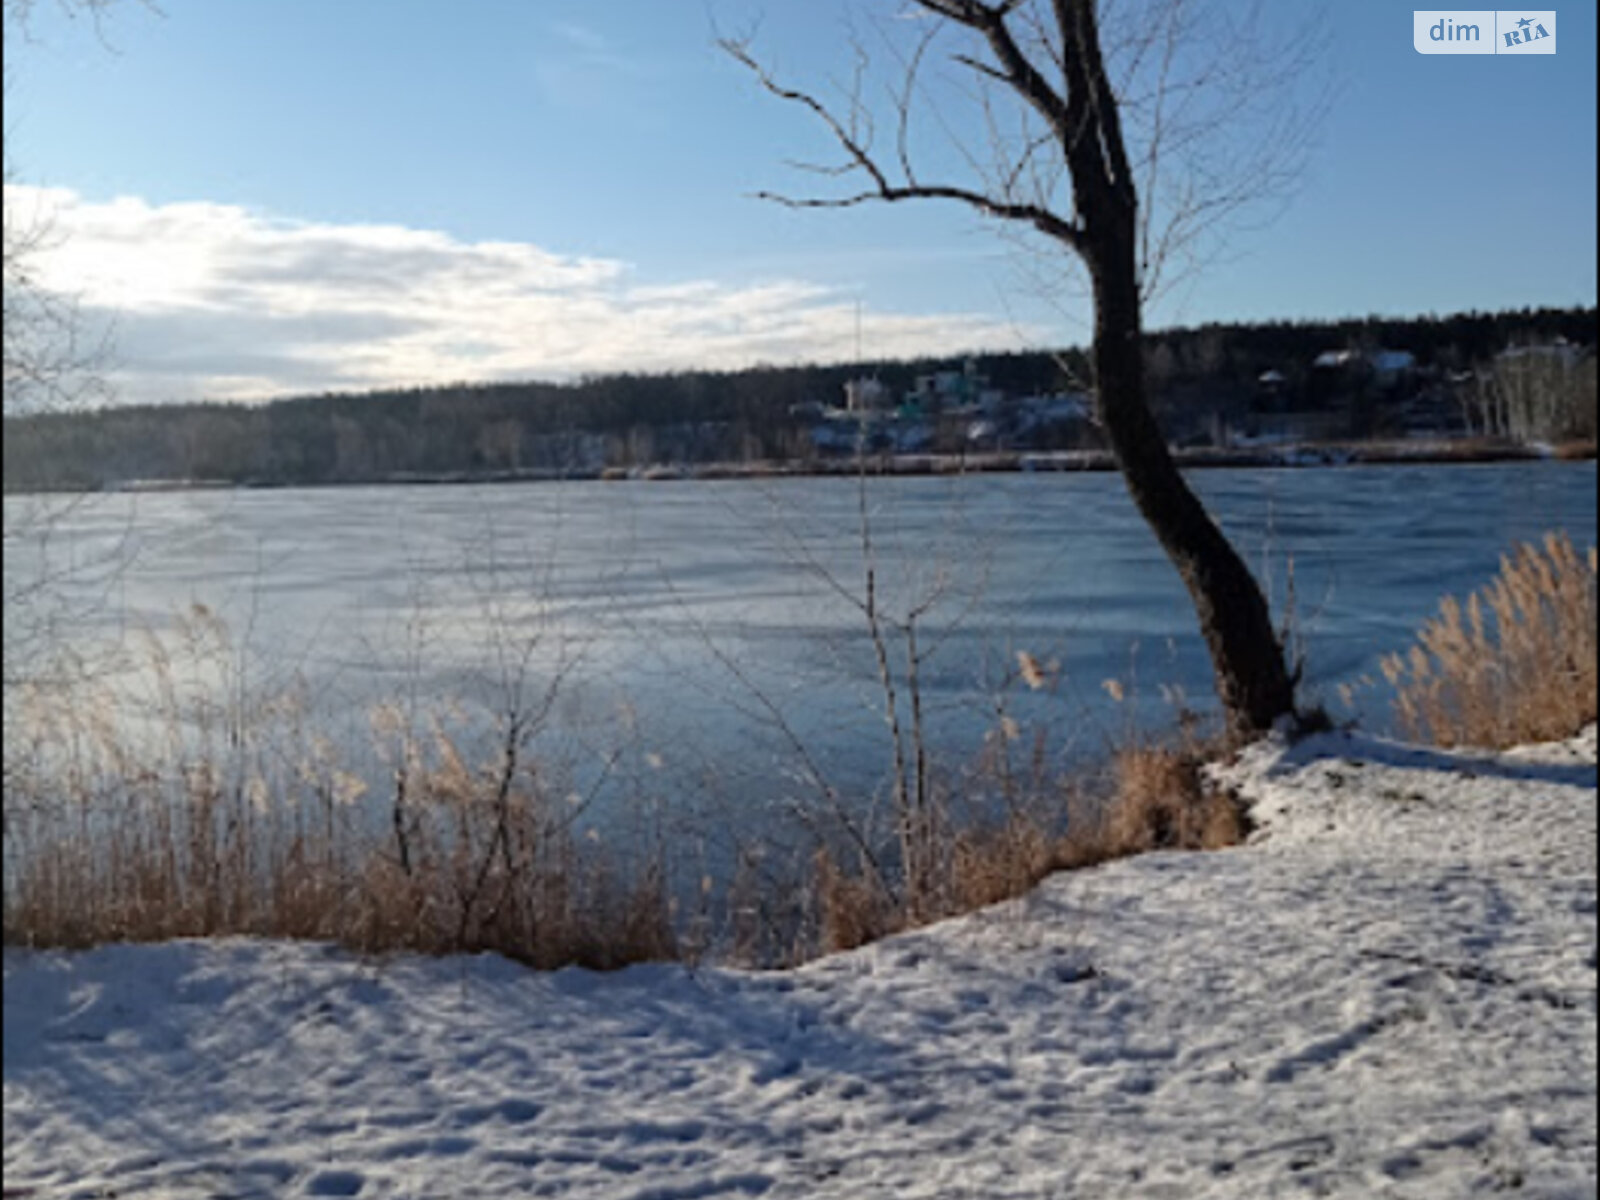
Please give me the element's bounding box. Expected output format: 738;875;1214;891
5;727;1596;1198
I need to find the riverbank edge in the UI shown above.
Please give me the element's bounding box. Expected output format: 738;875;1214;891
10;437;1596;495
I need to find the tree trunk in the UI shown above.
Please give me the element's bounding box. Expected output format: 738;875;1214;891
726;0;1302;735
1090;226;1296;735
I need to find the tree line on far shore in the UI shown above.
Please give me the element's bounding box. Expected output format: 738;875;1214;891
3;304;1594;492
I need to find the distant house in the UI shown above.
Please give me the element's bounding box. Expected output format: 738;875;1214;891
908;358;988;412
1369;349;1416;386
1311;347;1414;384
810;421;859;453
1019;391;1091;425
843;376;891;413
1397;387;1468;437
1255;369;1287;409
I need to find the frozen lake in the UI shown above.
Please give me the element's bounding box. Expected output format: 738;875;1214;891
5;461;1595;848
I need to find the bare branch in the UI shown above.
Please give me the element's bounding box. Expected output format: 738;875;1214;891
952;52;1009;86
896;25;940;184
722;35;1086;252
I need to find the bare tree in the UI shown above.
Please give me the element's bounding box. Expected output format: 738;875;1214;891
3;173;111;416
4;154;115;694
3;0;129;704
3;0;141;414
724;0;1327;734
1470;350;1596;445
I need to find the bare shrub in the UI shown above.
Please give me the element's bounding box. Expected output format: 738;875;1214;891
1382;532;1598;748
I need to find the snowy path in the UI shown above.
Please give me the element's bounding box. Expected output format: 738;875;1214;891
5;728;1595;1198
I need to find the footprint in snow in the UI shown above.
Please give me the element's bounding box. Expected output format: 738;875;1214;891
305;1168;365;1196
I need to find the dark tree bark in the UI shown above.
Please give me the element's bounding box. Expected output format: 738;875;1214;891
1055;0;1297;733
1088;205;1295;732
727;0;1300;734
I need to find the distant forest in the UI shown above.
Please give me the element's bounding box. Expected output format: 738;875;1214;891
4;305;1595;491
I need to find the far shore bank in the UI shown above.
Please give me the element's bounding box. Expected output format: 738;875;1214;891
9;437;1595;496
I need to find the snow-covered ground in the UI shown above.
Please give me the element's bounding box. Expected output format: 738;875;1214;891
5;727;1596;1198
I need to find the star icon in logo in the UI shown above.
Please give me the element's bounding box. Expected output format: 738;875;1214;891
1516;16;1534;30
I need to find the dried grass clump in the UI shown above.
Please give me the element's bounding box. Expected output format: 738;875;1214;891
808;812;1062;958
803;736;1248;960
1098;745;1249;854
2;607;677;970
3;759;679;970
1382;532;1597;749
813;847;897;954
949;818;1057;911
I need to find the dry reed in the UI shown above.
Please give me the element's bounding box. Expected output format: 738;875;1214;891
8;602;1260;968
1382;531;1597;748
807;738;1248;956
2;605;676;969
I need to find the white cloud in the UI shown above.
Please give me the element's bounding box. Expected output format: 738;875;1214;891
4;185;1042;407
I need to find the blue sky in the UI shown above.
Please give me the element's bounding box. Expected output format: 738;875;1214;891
5;0;1595;405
